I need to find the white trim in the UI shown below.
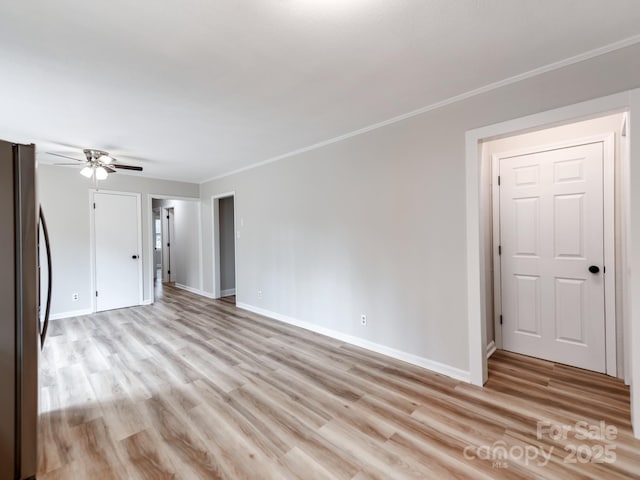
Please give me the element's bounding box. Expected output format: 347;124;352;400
603;134;617;376
486;340;496;359
491;154;503;350
136;194;143;306
49;308;93;320
211;197;220;298
200;35;640;185
140;299;153;306
174;283;215;299
89;189;96;313
490;133;617;376
237;302;470;383
629;89;640;438
621;112;632;386
89;189;143;313
211;192;237;300
220;288;236;297
198;201;204;292
466;132;487;386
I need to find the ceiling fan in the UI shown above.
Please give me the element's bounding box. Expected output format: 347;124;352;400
48;148;143;180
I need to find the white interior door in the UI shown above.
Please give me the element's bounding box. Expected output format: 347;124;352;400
94;192;141;312
499;142;606;372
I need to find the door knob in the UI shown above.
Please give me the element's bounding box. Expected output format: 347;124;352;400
588;265;600;274
132;255;139;259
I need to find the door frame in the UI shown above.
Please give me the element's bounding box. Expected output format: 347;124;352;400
89;189;143;313
211;192;237;299
465;88;640;439
491;133;616;375
146;194;203;302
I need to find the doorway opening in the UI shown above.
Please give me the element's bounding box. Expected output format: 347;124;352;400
212;193;237;304
148;196;202;302
482;113;627;378
466;90;640;440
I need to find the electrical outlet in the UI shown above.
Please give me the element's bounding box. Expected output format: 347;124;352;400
258;290;263;299
72;293;79;301
360;314;367;326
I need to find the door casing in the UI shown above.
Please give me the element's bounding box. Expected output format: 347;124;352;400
211;192;238;300
146;194;203;302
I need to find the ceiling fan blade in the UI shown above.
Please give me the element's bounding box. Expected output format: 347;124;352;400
46;152;86;162
112;164;143;171
104;166;117;174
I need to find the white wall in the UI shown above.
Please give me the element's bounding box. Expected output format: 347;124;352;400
38;164;198;317
152;198;202;291
482;113;626;365
200;43;640;377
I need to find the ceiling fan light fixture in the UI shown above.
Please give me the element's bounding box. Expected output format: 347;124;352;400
99;154;114;164
80;166;94;178
95;166;109;180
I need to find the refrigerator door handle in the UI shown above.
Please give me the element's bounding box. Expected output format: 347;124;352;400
39;206;52;349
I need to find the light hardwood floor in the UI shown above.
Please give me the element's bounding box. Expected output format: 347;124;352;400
38;285;640;479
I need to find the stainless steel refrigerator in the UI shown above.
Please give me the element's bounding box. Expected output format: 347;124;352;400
0;140;52;480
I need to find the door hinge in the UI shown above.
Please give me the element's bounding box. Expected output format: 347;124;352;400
167;215;170;219
497;175;501;186
93;202;96;209
168;270;171;275
498;245;502;256
500;314;503;325
603;266;606;273
95;291;98;297
167;242;170;247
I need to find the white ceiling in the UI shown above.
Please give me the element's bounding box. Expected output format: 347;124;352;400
1;1;640;183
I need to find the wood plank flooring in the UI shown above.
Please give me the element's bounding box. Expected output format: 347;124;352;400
38;285;640;479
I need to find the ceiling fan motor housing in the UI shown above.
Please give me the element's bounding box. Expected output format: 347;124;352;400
84;149;110;162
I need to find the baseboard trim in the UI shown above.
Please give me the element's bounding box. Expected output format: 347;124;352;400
175;283;215;299
236;302;470;383
486;340;497;359
220;288;236;297
140;299;153;306
49;308;93;320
